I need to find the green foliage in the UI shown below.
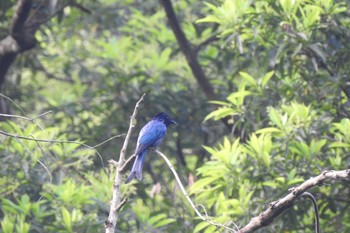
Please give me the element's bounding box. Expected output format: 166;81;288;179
1;0;350;232
192;101;349;231
131;199;176;230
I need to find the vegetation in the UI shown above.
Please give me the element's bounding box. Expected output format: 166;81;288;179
0;0;349;232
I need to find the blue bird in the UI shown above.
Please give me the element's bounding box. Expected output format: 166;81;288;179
125;112;176;184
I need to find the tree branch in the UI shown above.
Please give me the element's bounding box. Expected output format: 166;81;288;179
105;94;146;233
160;0;217;101
0;0;89;87
238;169;350;233
194;34;220;55
0;0;34;86
9;0;32;37
160;0;232;130
155;149;238;232
0;129;125;168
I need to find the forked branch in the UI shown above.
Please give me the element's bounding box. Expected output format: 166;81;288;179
104;94;146;233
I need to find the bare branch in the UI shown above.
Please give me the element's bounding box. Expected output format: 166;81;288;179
155;149;238;233
119;153;135;173
0;129;124;167
93;134;126;148
0;111;52;130
105;93;146;233
0;93;27;116
14;135;52;183
238;169;350;233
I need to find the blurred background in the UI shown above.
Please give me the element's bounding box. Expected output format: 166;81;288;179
0;0;349;232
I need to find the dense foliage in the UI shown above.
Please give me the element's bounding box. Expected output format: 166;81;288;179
1;0;349;232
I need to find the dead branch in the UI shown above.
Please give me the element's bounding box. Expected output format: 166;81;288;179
105;94;146;233
155;149;238;232
238;169;350;233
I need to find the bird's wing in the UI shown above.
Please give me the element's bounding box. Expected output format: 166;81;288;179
134;120;166;155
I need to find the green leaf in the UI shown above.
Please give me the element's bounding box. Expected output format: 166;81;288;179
190;177;218;193
268;108;282;129
208;100;230;106
287;178;304;186
202;145;216;155
261;71;274;88
61;207;72;232
310;139;327;155
261;152;271;167
196;15;222;24
154;218;176;228
17;195;31;216
15;218;30;233
1;215;15;233
239;72;257;87
227;90;253;101
194;221;210;233
287;168;296;180
329;142;350;148
255;127;281;134
308;44;327;63
262;181;279;188
204;107;235;122
148;213;166;225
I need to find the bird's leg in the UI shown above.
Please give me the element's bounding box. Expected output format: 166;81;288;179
148;147;158;153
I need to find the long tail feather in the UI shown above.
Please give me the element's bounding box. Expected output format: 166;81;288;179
125;150;147;184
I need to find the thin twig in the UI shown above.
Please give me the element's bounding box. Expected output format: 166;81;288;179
31;111;52;120
155;149;237;233
0;129;124;167
0;93;26;116
14;136;52;183
105;94;146;233
25;0;71;29
300;192;320;233
119;153;135;173
0;94;53;130
116;197;128;212
108;159;118;167
69;0;92;14
194;34;220;54
118;94;146;164
93;134;126;148
0;111;52;130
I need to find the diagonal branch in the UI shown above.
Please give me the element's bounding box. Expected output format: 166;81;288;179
160;0;232;130
238;169;350;233
155;149;238;232
160;0;217;101
105;94;146;233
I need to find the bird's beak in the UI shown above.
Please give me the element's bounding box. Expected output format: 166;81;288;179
171;119;177;125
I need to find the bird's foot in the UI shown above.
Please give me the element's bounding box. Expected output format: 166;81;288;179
148;147;158;153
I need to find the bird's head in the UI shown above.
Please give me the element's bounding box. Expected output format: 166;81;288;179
153;112;176;126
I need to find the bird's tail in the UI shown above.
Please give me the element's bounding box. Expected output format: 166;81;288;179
125;150;147;184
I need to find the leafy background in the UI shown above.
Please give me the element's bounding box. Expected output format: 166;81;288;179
0;0;349;232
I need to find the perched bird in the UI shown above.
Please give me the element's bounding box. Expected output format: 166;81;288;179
125;112;176;184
